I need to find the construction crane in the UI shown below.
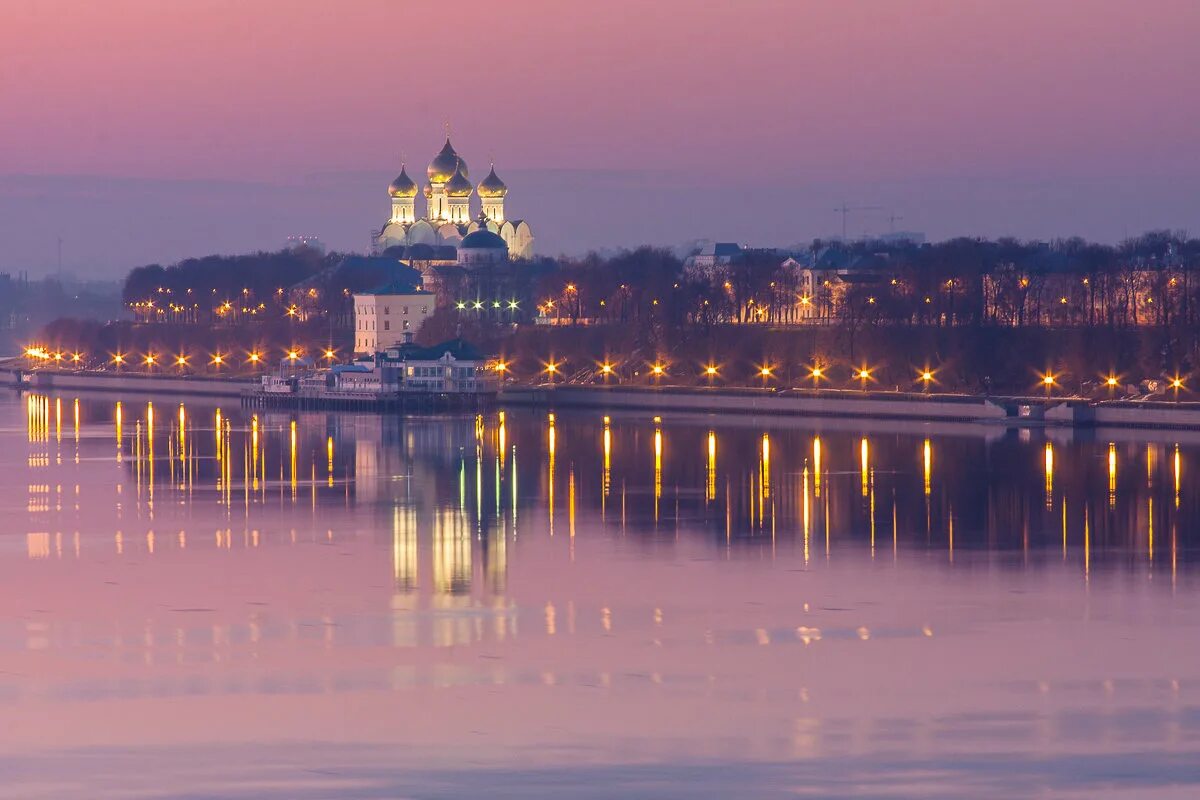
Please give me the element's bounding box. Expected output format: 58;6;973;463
888;212;904;233
833;203;882;239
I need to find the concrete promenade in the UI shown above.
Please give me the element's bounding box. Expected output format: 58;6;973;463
7;368;1200;429
499;384;1200;430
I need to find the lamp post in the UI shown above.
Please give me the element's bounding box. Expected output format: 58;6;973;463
704;364;718;387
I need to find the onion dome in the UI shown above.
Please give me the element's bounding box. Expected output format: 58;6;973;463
460;228;507;250
428;138;467;183
445;162;473;197
388;165;417;198
477;164;508;198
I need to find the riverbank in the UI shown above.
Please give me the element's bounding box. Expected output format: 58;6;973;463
500;384;1200;430
0;367;251;398
9;367;1200;429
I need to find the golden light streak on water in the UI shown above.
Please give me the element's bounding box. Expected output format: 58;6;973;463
860;437;869;498
761;433;770;501
923;438;932;497
706;430;717;503
602;419;611;498
813;436;822;497
547;414;555;536
1044;442;1054;509
251;414;259;491
327;436;334;487
145;402;154;503
1108;442;1117;507
569;468;576;551
1175;444;1181;509
289;420;297;498
802;465;810;565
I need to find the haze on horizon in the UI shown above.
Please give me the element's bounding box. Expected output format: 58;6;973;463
1;0;1198;276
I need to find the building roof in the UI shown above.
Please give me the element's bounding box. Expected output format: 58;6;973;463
357;280;431;296
428;138;467;183
477;165;508;198
460;229;507;250
388;165;417;198
383;338;487;362
702;242;742;258
445;163;473;197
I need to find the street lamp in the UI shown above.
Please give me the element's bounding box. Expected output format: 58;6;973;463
919;368;934;393
758;365;773;387
599;362;614;383
856;366;872;391
211;353;225;370
704;364;718;386
650;362;666;385
1042;373;1056;397
809;365;824;390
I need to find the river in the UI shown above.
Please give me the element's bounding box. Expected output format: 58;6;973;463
1;392;1197;798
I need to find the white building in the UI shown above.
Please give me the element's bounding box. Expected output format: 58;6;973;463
352;280;435;354
344;338;498;394
375;136;534;259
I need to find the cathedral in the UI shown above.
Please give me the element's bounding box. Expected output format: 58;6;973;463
375;137;534;260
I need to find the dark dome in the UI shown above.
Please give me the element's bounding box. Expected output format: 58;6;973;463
460;229;507;249
428;138;467;183
477;165;508;198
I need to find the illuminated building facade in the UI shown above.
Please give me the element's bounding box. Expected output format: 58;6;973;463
375;137;534;260
352;279;435;353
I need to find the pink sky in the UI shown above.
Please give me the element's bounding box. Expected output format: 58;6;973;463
2;0;1199;270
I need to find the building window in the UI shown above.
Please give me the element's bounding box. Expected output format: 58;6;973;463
384;321;390;331
384;307;389;314
421;306;428;314
403;320;410;330
402;306;408;314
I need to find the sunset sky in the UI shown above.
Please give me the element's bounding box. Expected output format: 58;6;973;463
2;0;1199;273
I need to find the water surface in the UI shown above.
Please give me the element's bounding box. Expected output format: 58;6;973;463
2;393;1198;798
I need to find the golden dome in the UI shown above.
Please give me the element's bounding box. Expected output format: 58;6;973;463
428;138;468;184
477;165;507;198
388;165;417;198
445;163;473;197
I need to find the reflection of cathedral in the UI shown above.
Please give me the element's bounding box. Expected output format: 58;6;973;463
375;137;534;260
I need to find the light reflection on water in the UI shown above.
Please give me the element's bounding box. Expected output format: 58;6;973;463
4;391;1200;798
